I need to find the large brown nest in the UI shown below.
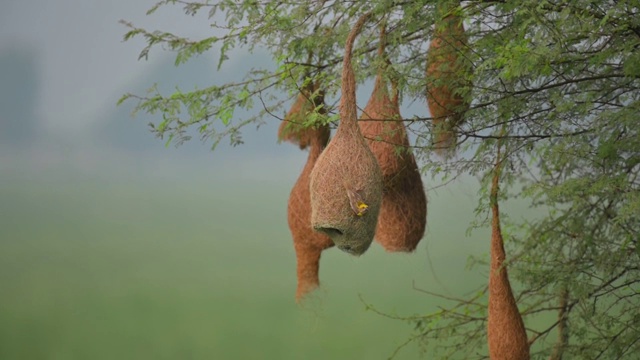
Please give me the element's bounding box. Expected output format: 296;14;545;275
426;13;471;157
358;27;426;252
309;13;383;256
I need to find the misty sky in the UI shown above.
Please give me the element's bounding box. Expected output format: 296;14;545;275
0;0;220;138
0;0;435;184
0;0;311;179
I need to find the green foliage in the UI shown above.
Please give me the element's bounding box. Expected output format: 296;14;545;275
120;0;640;358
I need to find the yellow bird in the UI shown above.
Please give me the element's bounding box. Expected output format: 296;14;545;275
347;188;369;217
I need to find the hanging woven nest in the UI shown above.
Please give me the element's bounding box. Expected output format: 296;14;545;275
425;13;471;157
279;80;333;302
358;25;426;252
487;142;530;359
309;13;383;256
288;136;333;301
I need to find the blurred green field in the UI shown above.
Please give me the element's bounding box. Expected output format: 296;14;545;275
0;165;494;359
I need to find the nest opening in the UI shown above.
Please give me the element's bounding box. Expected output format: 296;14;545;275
315;226;344;238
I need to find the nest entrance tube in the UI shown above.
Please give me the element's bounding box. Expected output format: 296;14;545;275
358;24;427;252
309;13;383;256
280;80;333;302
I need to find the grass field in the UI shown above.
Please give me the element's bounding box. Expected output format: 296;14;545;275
0;159;501;359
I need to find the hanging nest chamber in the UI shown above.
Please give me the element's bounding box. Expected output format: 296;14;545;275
358;26;426;252
309;13;383;256
279;82;333;302
425;12;471;157
487;143;530;360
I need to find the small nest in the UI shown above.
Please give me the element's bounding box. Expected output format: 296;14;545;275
310;13;383;256
487;149;530;359
425;14;471;157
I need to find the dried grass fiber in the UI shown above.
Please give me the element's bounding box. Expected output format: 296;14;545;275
309;13;383;255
